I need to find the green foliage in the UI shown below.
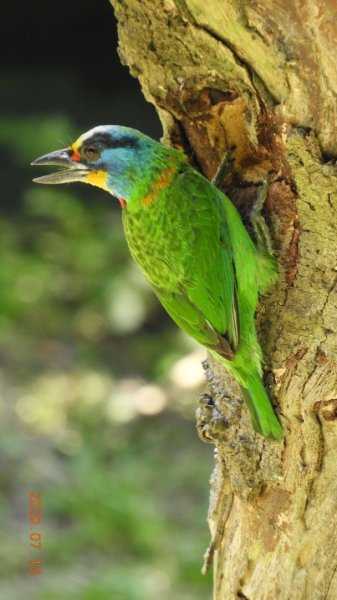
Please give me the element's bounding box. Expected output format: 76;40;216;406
0;112;212;599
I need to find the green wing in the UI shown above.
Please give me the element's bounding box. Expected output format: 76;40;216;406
152;169;240;356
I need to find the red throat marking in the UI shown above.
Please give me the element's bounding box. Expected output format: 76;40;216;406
118;198;126;208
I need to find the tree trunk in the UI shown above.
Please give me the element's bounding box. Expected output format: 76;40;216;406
109;1;337;597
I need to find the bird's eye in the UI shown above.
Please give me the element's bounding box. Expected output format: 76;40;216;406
82;145;100;161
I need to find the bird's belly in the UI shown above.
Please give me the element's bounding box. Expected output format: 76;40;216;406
122;208;192;290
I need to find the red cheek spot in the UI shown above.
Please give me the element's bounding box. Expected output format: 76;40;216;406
71;149;81;162
118;198;126;208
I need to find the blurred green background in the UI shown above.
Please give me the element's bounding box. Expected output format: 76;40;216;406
1;1;213;598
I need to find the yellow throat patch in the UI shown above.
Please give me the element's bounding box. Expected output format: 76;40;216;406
84;170;110;192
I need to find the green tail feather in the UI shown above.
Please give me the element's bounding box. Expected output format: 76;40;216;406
240;375;283;440
209;350;283;439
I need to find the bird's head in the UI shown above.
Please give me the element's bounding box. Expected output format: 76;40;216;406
32;125;186;204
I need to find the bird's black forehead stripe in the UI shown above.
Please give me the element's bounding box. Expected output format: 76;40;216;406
83;132;139;149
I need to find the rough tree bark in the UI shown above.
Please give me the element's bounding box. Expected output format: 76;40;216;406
109;1;337;598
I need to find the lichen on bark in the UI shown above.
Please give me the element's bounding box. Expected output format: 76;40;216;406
110;1;337;597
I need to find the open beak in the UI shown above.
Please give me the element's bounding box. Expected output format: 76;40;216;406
31;148;92;184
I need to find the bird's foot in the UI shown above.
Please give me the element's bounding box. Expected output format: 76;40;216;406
196;394;227;444
250;175;274;256
211;150;232;189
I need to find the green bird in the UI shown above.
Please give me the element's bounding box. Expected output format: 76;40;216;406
32;125;282;439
